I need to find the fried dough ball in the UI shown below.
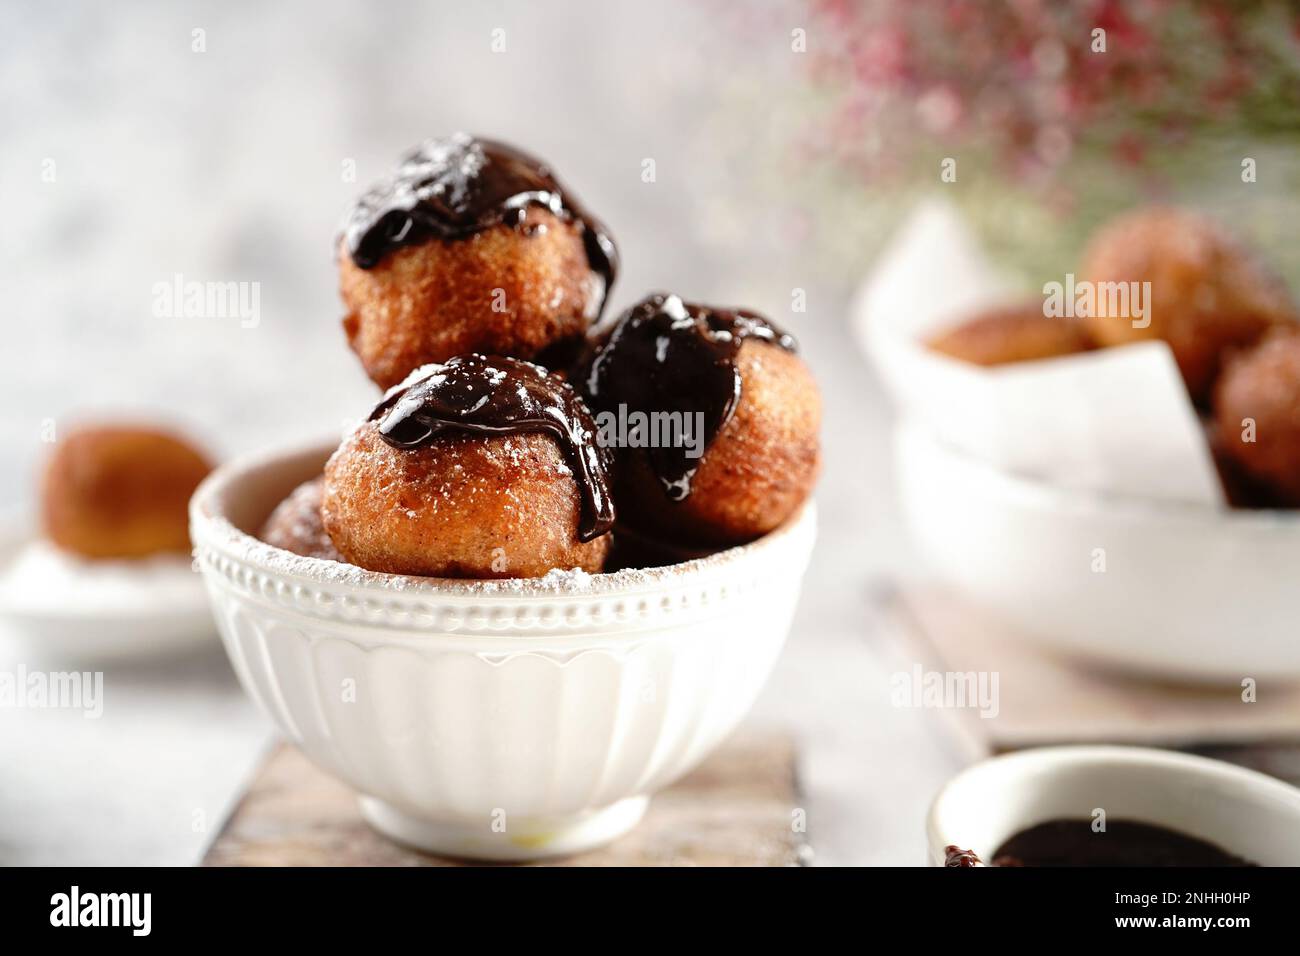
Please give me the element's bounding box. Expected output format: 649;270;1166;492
578;294;820;548
41;424;212;560
259;477;341;561
322;422;610;578
1210;444;1278;510
339;211;601;389
1080;207;1296;402
1213;329;1300;507
338;135;617;390
614;340;821;546
926;302;1094;366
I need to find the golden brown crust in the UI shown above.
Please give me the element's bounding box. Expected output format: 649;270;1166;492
259;477;341;561
616;341;821;547
1213;328;1300;507
1081;207;1296;402
926;302;1094;366
339;210;600;389
41;425;212;560
321;421;610;577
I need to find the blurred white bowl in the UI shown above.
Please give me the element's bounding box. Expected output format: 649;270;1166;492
896;424;1300;681
928;745;1300;866
0;522;215;664
190;442;815;860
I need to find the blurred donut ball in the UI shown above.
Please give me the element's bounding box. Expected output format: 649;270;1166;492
1213;328;1300;507
42;424;213;560
1081;207;1296;403
926;302;1094;366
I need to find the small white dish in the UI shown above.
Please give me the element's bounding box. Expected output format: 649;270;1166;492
190;441;817;861
896;423;1300;681
0;522;215;664
928;745;1300;866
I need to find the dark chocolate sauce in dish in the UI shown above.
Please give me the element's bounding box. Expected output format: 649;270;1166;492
991;819;1254;867
578;292;797;502
947;819;1254;868
343;133;619;313
367;354;614;542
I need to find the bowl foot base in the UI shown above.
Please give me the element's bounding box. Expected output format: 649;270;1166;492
358;795;650;862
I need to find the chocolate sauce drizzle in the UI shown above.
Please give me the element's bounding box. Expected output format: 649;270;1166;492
578;292;797;501
343;134;619;314
367;354;614;542
943;846;986;867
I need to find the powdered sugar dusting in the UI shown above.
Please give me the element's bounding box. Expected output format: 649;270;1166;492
203;505;807;599
0;540;205;614
537;566;593;590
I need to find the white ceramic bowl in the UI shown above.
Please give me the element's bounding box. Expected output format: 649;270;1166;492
928;745;1300;866
190;441;816;860
896;424;1300;681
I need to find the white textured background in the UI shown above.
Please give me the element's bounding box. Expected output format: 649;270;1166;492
0;0;954;865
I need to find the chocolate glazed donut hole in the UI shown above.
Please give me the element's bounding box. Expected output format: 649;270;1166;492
339;134;619;389
578;293;821;549
322;355;614;578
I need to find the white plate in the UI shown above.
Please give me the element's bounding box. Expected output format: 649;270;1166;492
896;423;1300;681
0;523;216;664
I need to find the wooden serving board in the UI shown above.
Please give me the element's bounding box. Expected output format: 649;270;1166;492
203;731;807;867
